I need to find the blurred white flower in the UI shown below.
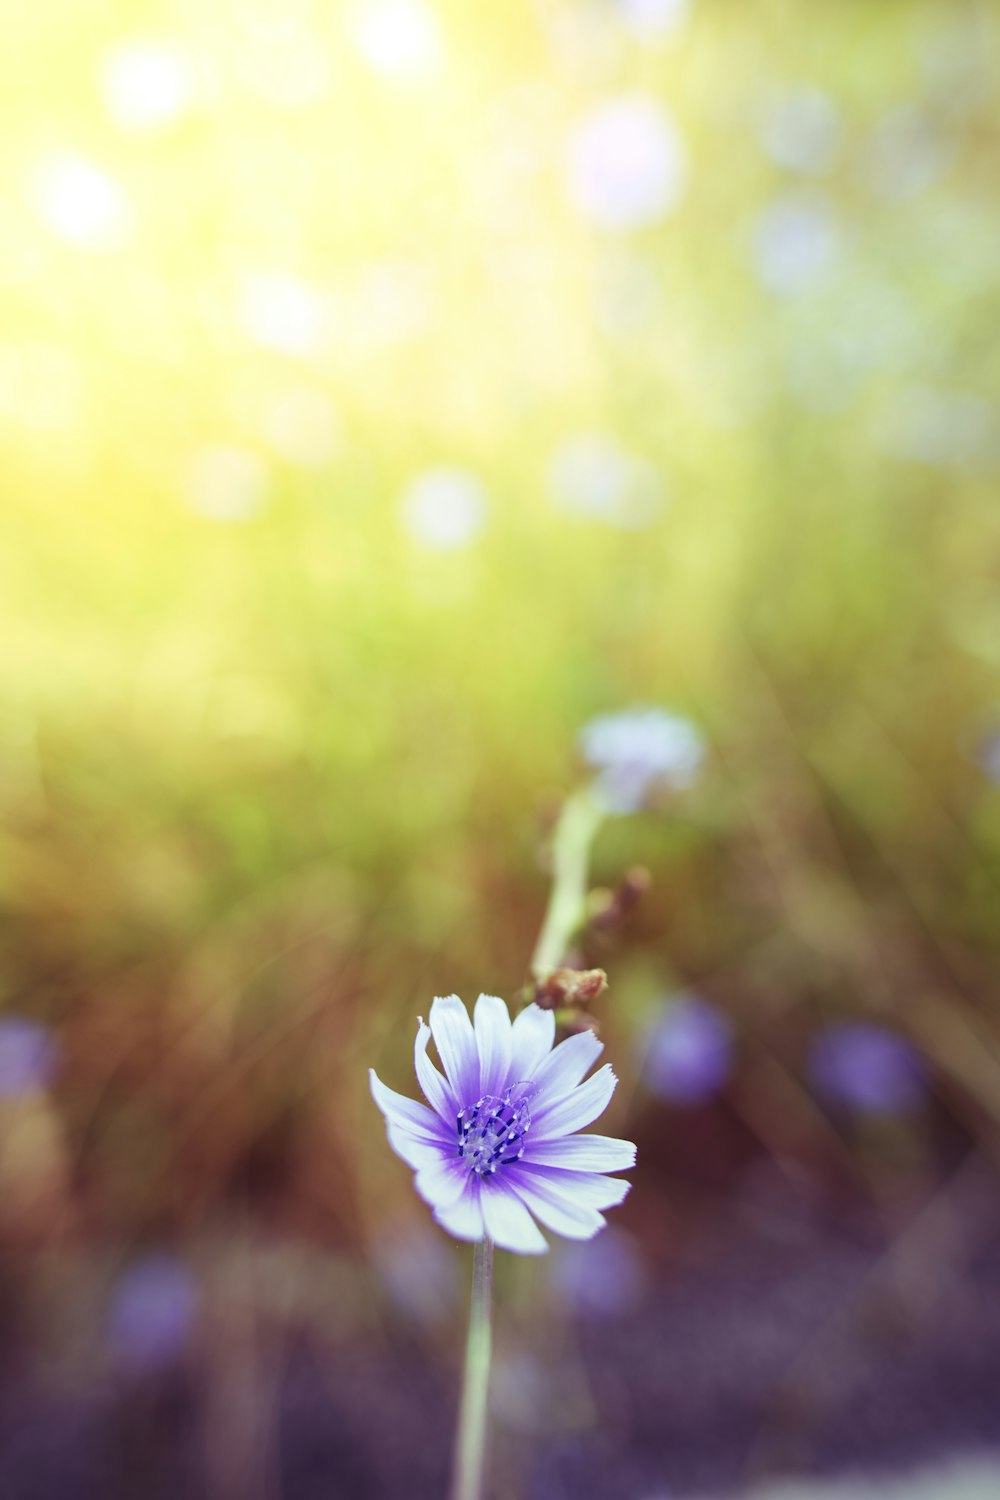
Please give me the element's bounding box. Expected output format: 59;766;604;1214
238;272;333;358
866;106;951;200
400;467;488;550
580;706;705;812
879;386;1000;474
549;433;663;529
752;194;839;294
615;0;692;44
568;95;686;230
760;87;840;174
33;153;132;251
353;0;445;84
183;445;269;522
100;39;195;133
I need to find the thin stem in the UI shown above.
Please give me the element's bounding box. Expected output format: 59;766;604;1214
449;1234;494;1500
448;789;603;1500
530;788;605;978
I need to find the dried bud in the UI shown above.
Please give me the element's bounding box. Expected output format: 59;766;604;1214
532;966;608;1010
589;865;652;931
620;864;652;907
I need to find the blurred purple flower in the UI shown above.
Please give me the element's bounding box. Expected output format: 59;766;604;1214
107;1253;198;1371
370;994;635;1255
978;729;1000;782
580;706;705;813
808;1022;926;1115
0;1017;60;1098
640;996;733;1106
555;1226;646;1318
375;1224;459;1324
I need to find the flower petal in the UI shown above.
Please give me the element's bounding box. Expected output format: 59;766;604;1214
521;1133;636;1173
415;1020;455;1121
480;1180;549;1255
387;1124;443;1171
415;1154;468;1211
474;993;512;1098
429;995;480;1106
531;1064;618;1139
433;1176;484;1242
530;1030;603;1103
508;1171;606;1240
514;1163;631;1212
370;1069;450;1145
509;1004;556;1082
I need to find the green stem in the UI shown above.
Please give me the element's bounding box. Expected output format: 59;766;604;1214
530;788;605;977
448;789;604;1500
449;1234;494;1500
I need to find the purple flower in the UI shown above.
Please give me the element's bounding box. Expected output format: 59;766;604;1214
375;1224;459;1324
580;706;704;813
640;995;733;1106
808;1021;926;1115
0;1017;60;1098
370;995;635;1256
555;1227;646;1318
107;1253;198;1371
980;729;1000;783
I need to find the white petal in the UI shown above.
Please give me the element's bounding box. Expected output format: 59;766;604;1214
415;1020;455;1120
522;1133;636;1173
509;1003;556;1082
387;1123;442;1170
433;1176;484;1242
480;1180;549;1255
515;1163;631;1212
370;1068;449;1145
429;994;480;1105
415;1154;468;1210
530;1030;603;1102
510;1174;605;1240
532;1064;618;1139
474;993;512;1098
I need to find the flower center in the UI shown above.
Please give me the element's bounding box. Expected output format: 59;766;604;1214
456;1088;532;1177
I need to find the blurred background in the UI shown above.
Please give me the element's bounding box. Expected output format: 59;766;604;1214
3;0;1000;1495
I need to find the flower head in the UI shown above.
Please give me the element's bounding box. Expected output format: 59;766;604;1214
639;994;733;1106
808;1021;925;1116
106;1252;198;1371
0;1017;60;1099
580;705;704;813
370;994;635;1255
